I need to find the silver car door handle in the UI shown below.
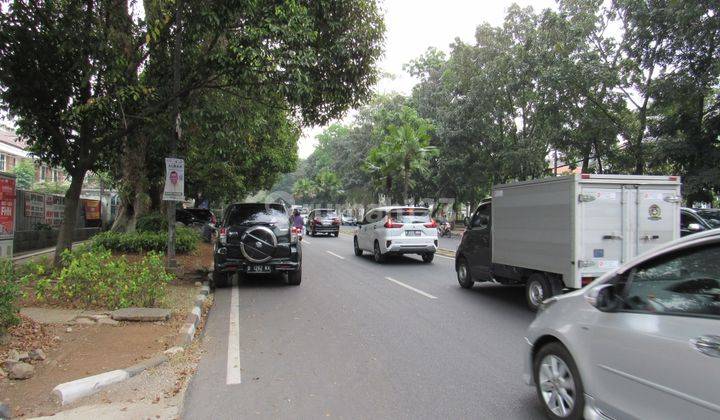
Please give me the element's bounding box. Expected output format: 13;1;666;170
691;335;720;358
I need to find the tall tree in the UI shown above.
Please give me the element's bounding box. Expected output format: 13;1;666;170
0;0;140;263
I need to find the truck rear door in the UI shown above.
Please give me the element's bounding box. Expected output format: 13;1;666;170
635;187;680;255
578;185;624;287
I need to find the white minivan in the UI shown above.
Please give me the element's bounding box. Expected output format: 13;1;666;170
353;206;438;263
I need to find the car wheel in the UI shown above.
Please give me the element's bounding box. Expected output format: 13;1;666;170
353;237;363;256
212;270;229;288
311;229;317;237
333;232;339;237
534;342;585;420
373;241;385;263
456;257;474;289
422;253;434;263
286;266;302;286
526;273;552;311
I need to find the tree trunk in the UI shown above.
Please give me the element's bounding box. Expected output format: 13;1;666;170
111;133;150;232
54;170;86;266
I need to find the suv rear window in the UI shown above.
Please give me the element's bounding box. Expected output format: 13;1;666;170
316;209;338;218
389;208;430;223
226;204;288;227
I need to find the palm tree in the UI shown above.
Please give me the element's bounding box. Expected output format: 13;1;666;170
293;178;316;203
365;107;437;203
314;170;341;204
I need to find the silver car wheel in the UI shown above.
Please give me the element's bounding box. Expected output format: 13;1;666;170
528;280;545;307
538;354;575;417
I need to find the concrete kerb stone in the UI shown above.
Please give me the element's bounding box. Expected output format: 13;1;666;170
49;280;213;406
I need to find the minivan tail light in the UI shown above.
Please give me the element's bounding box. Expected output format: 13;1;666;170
384;217;404;228
211;214;217;225
219;227;228;245
424;219;437;228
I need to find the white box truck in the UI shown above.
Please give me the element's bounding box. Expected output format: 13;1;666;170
454;174;682;310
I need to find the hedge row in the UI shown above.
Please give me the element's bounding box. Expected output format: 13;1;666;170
91;226;199;254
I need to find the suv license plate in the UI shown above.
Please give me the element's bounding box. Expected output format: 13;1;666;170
406;230;421;236
247;265;271;273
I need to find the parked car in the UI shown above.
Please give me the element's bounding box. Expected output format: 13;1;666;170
354;206;438;263
341;213;357;226
177;208;217;242
524;229;720;420
306;208;340;237
213;203;301;287
455;174;681;310
681;207;720;236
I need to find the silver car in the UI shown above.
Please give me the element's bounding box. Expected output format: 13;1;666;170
524;229;720;420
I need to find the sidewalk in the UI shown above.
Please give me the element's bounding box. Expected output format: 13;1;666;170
12;241;88;264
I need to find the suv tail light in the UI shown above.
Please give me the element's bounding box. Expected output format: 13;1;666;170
424;219;437;228
313;218;322;225
384;217;404;228
332;218;340;225
219;227;228;245
290;226;301;243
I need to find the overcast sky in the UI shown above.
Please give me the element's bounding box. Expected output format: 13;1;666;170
297;0;558;158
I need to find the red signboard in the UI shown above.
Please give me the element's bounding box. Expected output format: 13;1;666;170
83;199;101;220
0;175;16;237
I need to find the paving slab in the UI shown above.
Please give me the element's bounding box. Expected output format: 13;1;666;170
20;308;83;324
110;308;170;322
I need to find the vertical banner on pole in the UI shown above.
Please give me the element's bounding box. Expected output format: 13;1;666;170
163;158;185;202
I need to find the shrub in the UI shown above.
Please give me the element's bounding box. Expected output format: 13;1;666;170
136;212;167;233
35;248;173;309
91;226;199;254
0;259;22;332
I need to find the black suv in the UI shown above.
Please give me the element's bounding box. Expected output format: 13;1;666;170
305;208;340;237
213;203;302;287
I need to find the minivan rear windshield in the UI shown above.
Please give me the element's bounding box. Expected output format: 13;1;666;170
226;204;288;227
389;208;430;223
317;210;338;218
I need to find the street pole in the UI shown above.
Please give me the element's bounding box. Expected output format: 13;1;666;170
166;0;182;269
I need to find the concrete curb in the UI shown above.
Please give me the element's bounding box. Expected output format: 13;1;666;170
50;280;212;406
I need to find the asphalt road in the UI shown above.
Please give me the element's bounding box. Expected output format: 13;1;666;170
183;232;545;419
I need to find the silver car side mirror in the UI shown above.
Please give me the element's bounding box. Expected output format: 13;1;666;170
585;284;617;310
688;223;703;232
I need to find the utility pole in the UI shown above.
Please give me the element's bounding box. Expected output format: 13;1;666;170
166;0;183;268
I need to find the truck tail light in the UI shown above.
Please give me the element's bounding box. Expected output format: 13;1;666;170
581;174;591;179
219;227;228;245
424;219;437;228
384;217;404;228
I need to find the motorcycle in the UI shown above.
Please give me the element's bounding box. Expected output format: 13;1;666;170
437;221;453;238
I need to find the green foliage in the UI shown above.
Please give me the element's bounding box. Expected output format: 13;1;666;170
0;259;22;333
91;226;199;254
11;159;35;190
31;182;70;195
136;212;168;233
33;248;173;309
293;178;316;203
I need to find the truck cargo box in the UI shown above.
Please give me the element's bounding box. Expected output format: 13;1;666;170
491;174;681;289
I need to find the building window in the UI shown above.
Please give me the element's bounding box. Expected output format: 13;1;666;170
0;154;5;172
52;169;60;183
40;165;47;181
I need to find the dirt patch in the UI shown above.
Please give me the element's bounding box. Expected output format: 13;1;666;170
2;244;213;418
